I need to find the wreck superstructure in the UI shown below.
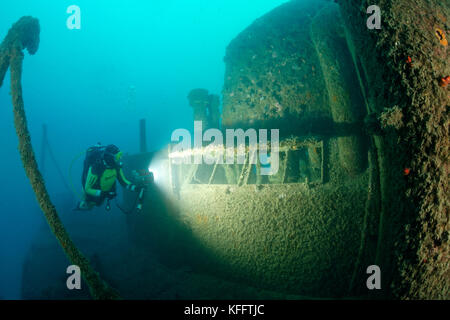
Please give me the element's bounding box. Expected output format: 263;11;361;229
124;0;383;298
17;0;449;299
126;0;449;299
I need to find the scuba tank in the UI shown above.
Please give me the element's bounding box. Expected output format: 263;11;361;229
81;143;105;188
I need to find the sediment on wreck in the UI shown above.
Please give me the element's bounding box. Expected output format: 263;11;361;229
0;16;120;300
338;0;449;299
129;0;381;298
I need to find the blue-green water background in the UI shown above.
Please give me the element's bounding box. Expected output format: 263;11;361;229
0;0;287;299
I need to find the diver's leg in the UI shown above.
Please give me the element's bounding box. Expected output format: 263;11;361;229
95;194;106;207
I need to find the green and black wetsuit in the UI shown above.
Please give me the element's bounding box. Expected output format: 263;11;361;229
84;161;133;206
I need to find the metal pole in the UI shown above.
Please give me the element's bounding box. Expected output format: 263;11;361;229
139;119;147;153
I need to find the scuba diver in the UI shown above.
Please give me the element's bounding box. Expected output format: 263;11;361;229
75;144;139;211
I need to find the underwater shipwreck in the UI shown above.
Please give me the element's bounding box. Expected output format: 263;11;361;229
2;0;448;299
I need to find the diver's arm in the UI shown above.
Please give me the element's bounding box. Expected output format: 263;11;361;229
117;168;137;191
84;167;102;197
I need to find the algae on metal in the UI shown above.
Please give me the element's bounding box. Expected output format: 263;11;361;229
0;17;120;300
216;0;449;299
337;0;449;299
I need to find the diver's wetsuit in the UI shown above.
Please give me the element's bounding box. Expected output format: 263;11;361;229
84;161;133;206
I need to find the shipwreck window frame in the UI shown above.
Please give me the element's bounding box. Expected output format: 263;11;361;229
167;137;325;189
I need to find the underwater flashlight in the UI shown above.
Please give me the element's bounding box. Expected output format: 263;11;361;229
148;166;158;182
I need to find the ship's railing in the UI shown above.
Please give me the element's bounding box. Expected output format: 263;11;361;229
166;137;325;191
